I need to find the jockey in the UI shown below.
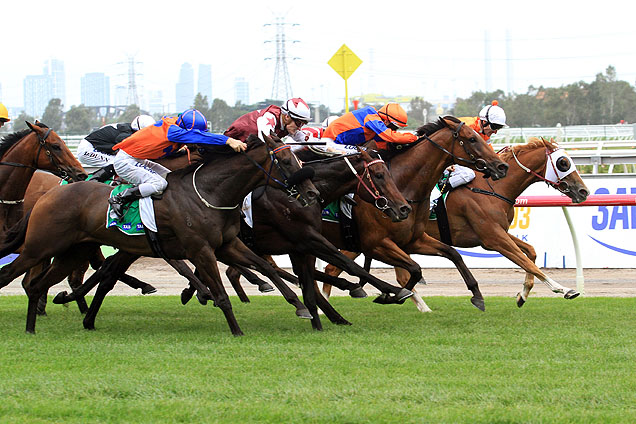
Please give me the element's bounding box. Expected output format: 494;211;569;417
0;102;10;129
321;103;417;152
108;109;246;219
77;115;156;182
224;97;311;142
444;100;507;191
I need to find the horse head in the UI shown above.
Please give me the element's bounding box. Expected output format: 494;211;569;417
429;116;509;180
354;147;411;221
25;121;88;181
516;138;589;203
260;132;320;206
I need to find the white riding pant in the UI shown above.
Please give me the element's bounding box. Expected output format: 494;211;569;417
77;139;116;168
448;165;476;188
321;137;359;153
112;150;170;197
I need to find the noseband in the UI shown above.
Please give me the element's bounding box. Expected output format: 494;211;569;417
506;145;572;194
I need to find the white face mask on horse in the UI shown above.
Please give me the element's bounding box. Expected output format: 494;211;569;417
544;149;576;184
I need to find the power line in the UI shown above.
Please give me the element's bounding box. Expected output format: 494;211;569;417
264;16;299;100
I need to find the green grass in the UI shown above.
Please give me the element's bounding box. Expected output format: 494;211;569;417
0;295;635;423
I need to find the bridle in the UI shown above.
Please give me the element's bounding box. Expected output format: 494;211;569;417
343;156;389;210
0;128;71;205
417;121;488;172
0;128;70;179
192;142;310;209
504;143;573;194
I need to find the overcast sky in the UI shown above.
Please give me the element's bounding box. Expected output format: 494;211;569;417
2;0;636;114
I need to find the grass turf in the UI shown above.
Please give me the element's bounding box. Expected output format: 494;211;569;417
0;295;635;423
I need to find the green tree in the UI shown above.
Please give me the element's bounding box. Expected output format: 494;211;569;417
118;105;141;124
42;98;64;130
407;97;433;129
9;111;36;132
64;105;93;135
193;93;210;117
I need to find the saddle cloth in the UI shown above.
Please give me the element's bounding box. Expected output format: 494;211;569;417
106;185;157;235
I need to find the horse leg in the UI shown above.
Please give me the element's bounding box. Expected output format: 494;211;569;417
215;237;312;320
225;265;251;303
89;248;156;295
503;234;580;307
66;262;90;314
395;267;432;313
20;260;51;316
189;247;243;336
83;252;140;330
234;264;276;293
24;248;92;334
322;250;360;297
311;280;352;325
290;253;321;331
313;270;367;298
406;233;485;311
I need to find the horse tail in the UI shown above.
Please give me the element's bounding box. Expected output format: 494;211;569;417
0;211;31;257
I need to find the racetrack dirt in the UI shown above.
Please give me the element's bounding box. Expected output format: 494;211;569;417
2;257;635;298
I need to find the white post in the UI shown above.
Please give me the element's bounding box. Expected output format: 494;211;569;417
561;206;584;295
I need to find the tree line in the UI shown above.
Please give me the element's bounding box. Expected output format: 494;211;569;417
3;65;634;136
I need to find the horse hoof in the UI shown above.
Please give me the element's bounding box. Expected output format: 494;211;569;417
349;287;368;298
336;319;352;326
196;294;208;306
516;293;526;308
258;283;275;293
395;288;414;303
417;278;428;285
53;292;68;304
471;296;486;312
296;309;313;319
372;294;391;304
36;310;47;316
141;285;157;295
564;289;580;300
180;288;194;305
25;329;36;335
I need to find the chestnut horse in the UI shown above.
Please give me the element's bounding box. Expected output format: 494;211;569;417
217;147;413;330
0;122;88;311
0;134;319;335
339;137;590;311
321;116;509;311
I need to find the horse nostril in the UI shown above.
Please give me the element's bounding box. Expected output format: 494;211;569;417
580;189;590;198
400;205;412;216
498;163;509;174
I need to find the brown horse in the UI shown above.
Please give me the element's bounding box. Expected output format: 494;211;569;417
218;147;413;330
340;137;591;311
321;116;509;311
0;134;319;335
0;122;88;311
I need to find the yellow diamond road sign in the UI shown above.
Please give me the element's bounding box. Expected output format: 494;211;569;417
328;44;362;81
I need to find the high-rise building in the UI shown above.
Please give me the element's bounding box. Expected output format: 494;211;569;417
81;73;110;107
23;74;53;118
234;77;249;106
148;90;164;115
176;63;194;112
198;64;212;104
44;59;66;107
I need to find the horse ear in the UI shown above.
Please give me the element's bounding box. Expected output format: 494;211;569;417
25;121;34;131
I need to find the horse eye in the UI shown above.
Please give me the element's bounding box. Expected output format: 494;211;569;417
469;137;476;143
375;172;384;180
556;157;570;172
51;144;62;151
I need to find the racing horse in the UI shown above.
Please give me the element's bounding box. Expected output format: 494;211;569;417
0;134;319;335
332;137;590;310
213;147;414;330
0;122;88;311
320;116;509;311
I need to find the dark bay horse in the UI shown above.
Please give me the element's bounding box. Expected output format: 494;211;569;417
0;134;319;335
219;147;413;330
321;116;509;311
0;122;88;311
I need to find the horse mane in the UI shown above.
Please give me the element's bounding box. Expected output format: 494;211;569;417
415;116;459;137
0;122;49;158
499;137;559;162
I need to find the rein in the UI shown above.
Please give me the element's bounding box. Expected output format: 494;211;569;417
416;122;483;168
191;143;300;210
343;156;389;210
506;145;569;192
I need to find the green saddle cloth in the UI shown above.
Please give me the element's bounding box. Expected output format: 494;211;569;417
321;201;340;223
106;184;145;236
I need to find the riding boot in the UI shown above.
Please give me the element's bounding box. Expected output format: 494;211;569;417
87;164;116;183
108;186;143;220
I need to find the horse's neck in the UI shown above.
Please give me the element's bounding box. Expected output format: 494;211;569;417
184;153;277;208
483;150;545;200
0;149;36;228
312;159;361;204
391;136;453;203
